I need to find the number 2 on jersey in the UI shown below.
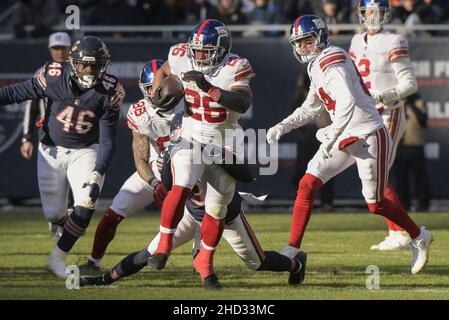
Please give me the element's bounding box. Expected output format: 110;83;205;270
185;88;227;123
56;106;95;134
357;58;371;89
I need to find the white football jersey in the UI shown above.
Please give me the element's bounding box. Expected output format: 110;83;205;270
349;30;410;109
127;98;174;162
168;43;254;146
280;45;383;148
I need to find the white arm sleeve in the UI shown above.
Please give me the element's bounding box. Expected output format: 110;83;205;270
391;57;418;100
324;66;356;143
278;86;323;134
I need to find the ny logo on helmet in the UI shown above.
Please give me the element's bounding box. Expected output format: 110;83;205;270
313;19;326;29
215;26;229;35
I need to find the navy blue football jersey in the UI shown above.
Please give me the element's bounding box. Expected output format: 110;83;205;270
0;62;125;174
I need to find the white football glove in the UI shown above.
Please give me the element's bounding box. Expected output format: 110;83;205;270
369;90;382;104
266;124;284;144
321;139;335;160
82;171;103;208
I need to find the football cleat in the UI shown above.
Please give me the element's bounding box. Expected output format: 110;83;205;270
411;227;433;274
79;275;107;287
78;258;101;274
280;245;299;259
46;247;69;278
289;251;307;285
202;274;222;290
370;231;411;251
147;253;168;270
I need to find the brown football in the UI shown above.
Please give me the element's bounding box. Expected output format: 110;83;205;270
152;75;185;110
161;75;185;98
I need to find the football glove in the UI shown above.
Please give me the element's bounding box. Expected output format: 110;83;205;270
182;70;212;92
82;171;103;208
150;178;168;208
266;124;284;144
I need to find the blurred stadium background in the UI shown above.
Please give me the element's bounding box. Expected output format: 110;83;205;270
1;0;449;213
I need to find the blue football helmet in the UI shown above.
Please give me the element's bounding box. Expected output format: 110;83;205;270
358;0;391;33
139;59;164;102
187;19;232;73
289;15;330;63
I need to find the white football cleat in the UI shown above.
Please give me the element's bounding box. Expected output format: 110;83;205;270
370;231;411;251
46;247;69;278
280;245;299;259
411;226;433;274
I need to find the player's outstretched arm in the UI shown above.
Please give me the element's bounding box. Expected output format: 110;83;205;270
0;77;45;106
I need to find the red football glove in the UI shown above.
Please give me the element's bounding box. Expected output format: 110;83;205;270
150;179;168;208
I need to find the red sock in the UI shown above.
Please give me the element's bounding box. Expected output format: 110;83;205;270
383;184;405;232
289;174;323;248
193;213;225;279
91;208;124;260
154;185;191;255
368;199;420;239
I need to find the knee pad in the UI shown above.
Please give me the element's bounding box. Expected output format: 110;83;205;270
205;203;227;220
298;173;323;199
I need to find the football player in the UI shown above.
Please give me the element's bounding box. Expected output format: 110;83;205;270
266;15;432;274
147;19;255;289
350;0;418;251
82;59;178;270
79;159;307;289
0;36;125;278
20;32;74;242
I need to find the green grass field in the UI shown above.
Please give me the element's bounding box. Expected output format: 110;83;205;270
1;210;448;300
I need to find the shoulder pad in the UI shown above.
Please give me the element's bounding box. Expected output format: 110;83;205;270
318;48;347;72
37;61;65;89
388;34;409;62
101;74;125;111
127;99;148;131
224;56;255;82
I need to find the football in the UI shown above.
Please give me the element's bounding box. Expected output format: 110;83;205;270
152;75;185;110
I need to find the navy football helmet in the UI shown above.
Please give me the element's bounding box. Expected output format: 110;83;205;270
187;19;232;73
139;59;164;103
358;0;391;33
69;36;110;89
289;15;330;64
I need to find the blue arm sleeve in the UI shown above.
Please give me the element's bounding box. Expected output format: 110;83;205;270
94;108;119;175
0;77;46;106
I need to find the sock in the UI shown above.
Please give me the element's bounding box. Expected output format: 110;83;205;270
91;208;125;260
153;185;191;255
257;251;296;272
368;198;420;239
289;174;323;248
383;184;405;232
57;206;94;252
193;213;225;279
52;214;68;227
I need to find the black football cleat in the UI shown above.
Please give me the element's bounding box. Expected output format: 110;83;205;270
147;253;168;270
288;251;307;285
78;258;101;274
79;275;107;287
202;274;222;290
